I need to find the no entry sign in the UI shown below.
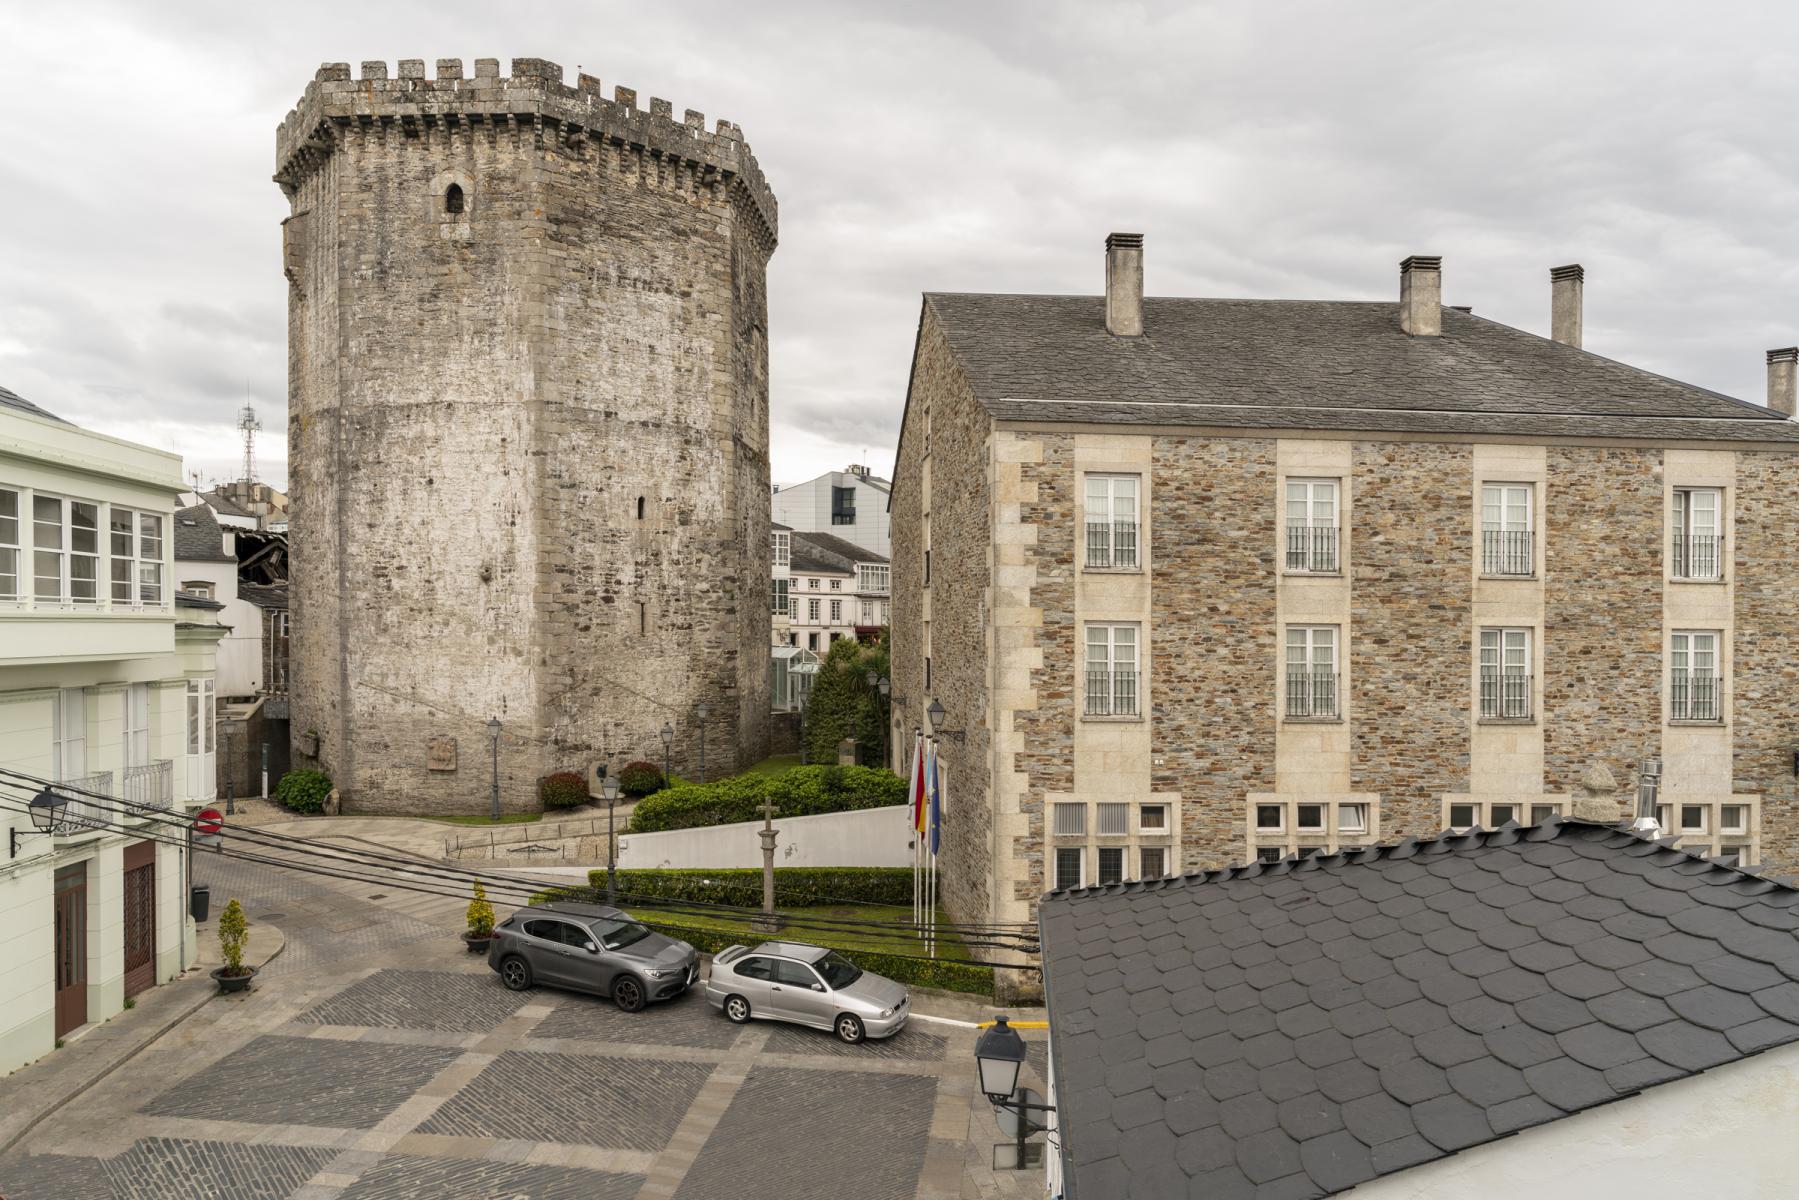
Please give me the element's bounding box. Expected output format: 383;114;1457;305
195;808;224;836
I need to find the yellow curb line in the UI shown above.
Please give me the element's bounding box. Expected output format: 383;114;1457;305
977;1020;1049;1029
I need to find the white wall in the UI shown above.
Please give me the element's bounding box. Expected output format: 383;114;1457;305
177;556;261;698
771;471;892;558
617;804;913;869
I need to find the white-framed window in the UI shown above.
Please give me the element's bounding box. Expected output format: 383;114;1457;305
829;579;842;591
808;598;821;622
1054;847;1083;890
1139;846;1167;879
1680;804;1708;834
110;507;165;605
770;577;789;614
1097;803;1129;836
1672;488;1722;581
1479;627;1533;720
860;600;874;625
0;488;17;602
1256;846;1285;864
1295;803;1325;831
1285;626;1339;718
772;530;790;566
1052;803;1086;837
1140;804;1167;832
1447;799;1561;832
1084;624;1140;717
186;677;216;755
1285;479;1340;572
53;688;86;781
1338;804;1368;834
182;580;215;600
32;495;98;604
1255;803;1284;834
123;683;150;770
808;578;820;590
1671;630;1721;721
1721;805;1748;834
1249;798;1379;861
1084;474;1140;570
857;564;890;594
1096;846;1126;885
1481;483;1534;576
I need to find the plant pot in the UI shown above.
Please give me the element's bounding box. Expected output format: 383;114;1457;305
462;933;495;954
212;966;257;994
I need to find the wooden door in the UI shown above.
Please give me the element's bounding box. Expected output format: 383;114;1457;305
53;864;88;1037
122;841;156;998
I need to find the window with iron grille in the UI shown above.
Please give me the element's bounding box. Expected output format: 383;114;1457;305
1672;489;1722;580
1054;847;1083;890
1084;624;1140;717
1097;803;1129;836
831;485;856;526
1480;483;1533;576
1096;847;1125;885
1084;475;1140;569
770;577;789;614
1285;626;1338;718
1052;803;1086;837
1478;627;1533;719
1671;630;1722;721
1284;479;1339;572
1139;846;1167;879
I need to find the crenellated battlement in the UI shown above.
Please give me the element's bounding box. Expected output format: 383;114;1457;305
275;57;776;244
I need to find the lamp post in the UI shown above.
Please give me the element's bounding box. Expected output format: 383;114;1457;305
695;702;710;783
660;723;674;787
601;767;622;904
10;787;69;858
974;1016;1057;1171
878;675;891;768
486;717;502;821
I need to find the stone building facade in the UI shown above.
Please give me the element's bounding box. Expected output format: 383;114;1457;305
891;242;1799;991
275;59;775;812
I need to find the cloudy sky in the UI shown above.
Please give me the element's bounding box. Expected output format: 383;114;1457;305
3;1;1797;490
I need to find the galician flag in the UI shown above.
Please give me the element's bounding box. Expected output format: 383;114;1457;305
910;734;928;834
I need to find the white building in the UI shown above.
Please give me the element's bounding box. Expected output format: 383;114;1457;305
770;464;891;558
783;531;890;652
0;386;223;1075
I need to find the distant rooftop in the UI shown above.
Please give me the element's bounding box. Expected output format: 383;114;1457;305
0;385;70;425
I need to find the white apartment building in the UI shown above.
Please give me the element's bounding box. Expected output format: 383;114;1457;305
781;531;890;652
770;464;891;558
0;387;223;1074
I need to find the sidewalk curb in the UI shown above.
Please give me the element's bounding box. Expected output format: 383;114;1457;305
0;924;287;1158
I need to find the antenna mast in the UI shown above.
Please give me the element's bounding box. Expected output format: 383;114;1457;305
237;404;261;484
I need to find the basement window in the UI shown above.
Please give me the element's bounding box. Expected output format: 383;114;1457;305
445;183;465;215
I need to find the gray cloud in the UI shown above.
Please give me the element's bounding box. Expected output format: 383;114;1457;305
3;0;1798;493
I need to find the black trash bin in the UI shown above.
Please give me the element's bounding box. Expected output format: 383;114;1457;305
190;884;211;924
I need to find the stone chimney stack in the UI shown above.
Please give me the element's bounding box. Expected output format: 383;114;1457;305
1767;347;1797;417
1399;255;1442;337
1106;233;1144;338
1550;264;1584;348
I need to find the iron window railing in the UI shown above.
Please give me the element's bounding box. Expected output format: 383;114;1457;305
1086;520;1140;569
1084;666;1139;717
1097;803;1130;836
1285;524;1339;573
1672;673;1722;721
122;760;174;810
1481;529;1533;576
1672;534;1722;581
1285;672;1338;718
50;771;114;834
1479;672;1533;720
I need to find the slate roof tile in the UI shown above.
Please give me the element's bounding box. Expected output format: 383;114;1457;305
1041;819;1799;1198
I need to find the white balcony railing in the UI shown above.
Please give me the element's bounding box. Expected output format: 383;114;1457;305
121;760;174;810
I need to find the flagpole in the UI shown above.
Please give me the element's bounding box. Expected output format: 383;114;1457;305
909;730;919;933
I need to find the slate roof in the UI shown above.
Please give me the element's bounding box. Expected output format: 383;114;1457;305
239;582;288;610
925;294;1799;444
173;505;234;563
791;529;889;566
201;489;256;519
0;384;70;424
1038;818;1799;1199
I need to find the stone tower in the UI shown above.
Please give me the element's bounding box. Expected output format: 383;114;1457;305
274;58;775;812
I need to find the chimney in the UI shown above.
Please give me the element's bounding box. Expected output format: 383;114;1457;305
1550;264;1584;348
1768;347;1797;417
1399;255;1442;337
1105;233;1144;337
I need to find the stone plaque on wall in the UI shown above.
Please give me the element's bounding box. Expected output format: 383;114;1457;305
427;737;458;772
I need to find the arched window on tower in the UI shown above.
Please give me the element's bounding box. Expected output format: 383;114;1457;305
445;183;465;215
636;497;646;520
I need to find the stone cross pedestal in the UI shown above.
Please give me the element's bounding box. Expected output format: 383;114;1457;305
752;799;783;934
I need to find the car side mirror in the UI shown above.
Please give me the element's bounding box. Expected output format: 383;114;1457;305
584;941;599;954
811;983;825;992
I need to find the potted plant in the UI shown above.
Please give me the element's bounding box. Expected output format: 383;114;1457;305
211;899;256;993
463;880;496;953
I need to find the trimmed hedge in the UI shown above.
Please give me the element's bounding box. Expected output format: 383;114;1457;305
539;772;588;810
619;760;665;798
627;764;905;833
589;867;915;908
274;769;332;814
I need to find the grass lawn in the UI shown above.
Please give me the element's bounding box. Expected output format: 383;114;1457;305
421;812;544;826
738;753;803;778
624;900;966;960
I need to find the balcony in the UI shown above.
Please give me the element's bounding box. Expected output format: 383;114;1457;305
1285;524;1339;573
1672;673;1722;722
1673;534;1723;581
1479;672;1533;720
1084;666;1139;717
49;771;114;835
1481;529;1534;577
121;760;174;810
1285;672;1339;719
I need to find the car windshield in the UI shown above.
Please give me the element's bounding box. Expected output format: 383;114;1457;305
813;950;861;989
593;918;652;950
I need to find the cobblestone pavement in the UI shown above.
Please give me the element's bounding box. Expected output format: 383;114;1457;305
0;851;1050;1199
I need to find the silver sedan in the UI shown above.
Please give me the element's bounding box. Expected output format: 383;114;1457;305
704;941;909;1043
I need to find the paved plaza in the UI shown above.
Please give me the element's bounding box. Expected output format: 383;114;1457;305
0;849;1046;1199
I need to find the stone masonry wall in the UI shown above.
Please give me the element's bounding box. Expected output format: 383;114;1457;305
1151;437;1278;869
1734;451;1799;871
280;60;772;812
1542;447;1662;814
1350;441;1472;832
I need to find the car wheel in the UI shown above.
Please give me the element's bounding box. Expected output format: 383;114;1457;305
835;1013;866;1044
613;976;646;1013
723;994;752;1023
498;956;533;992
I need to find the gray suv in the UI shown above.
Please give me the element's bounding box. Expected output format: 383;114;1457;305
488;902;698;1012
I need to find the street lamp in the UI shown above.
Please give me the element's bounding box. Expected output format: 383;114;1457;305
486;717;502;821
601;766;622;903
926;697;964;742
878;675;891;769
695;702;710;783
11;787;69;858
974;1016;1057;1168
660;723;674;787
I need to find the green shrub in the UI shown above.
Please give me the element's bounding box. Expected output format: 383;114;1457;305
802;633;891;766
274;769;332;814
539;771;588;810
589;867;915;907
627;764;905;833
619;760;665;798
